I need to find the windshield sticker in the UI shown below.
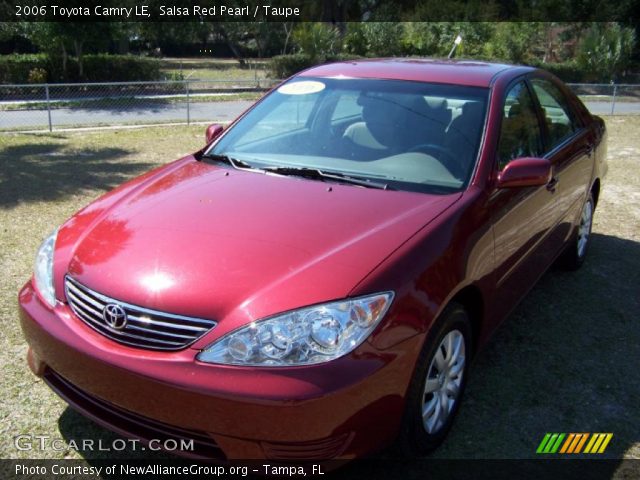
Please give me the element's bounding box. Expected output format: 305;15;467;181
277;81;325;95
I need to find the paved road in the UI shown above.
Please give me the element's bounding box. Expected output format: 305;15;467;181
1;100;638;131
0;101;255;130
581;101;639;116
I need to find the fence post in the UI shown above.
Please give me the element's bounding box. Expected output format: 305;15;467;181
186;81;190;125
45;84;52;132
610;82;617;115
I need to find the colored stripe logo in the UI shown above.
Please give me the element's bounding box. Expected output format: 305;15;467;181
537;433;613;454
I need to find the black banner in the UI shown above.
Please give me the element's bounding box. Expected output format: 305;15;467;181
0;0;638;22
1;459;639;480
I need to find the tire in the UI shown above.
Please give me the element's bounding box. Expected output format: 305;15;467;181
398;303;472;455
559;192;594;271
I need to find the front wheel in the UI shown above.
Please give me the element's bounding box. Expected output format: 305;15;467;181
398;303;471;455
559;192;594;270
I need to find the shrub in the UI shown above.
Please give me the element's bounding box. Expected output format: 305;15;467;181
0;54;50;83
576;23;636;82
79;55;161;82
268;54;315;78
292;23;341;59
528;60;590;83
27;67;47;83
268;53;360;79
344;23;406;57
0;53;161;83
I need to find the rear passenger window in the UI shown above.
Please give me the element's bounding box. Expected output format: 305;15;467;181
497;81;544;170
531;79;580;150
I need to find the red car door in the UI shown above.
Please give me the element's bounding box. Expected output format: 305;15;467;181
529;76;594;242
488;79;563;321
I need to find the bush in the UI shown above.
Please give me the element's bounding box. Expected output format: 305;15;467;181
344;23;406;57
0;53;161;83
268;53;360;79
292;23;341;59
575;23;636;82
79;55;161;82
268;54;316;79
0;54;50;83
27;67;47;83
528;60;590;83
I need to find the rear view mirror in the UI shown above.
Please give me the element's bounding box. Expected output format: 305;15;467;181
205;124;224;144
497;157;552;188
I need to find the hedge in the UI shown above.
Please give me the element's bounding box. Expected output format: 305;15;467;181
0;53;162;84
527;60;590;83
269;53;360;79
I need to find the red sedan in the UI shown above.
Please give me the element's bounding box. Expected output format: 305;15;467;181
19;59;607;460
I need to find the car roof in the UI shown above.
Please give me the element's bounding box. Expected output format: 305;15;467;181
299;58;532;88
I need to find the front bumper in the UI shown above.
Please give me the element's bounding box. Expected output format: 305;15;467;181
19;281;420;460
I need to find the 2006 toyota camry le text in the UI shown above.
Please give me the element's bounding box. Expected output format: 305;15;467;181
19;59;606;460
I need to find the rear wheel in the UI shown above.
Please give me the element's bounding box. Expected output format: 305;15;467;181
399;303;471;455
560;192;594;270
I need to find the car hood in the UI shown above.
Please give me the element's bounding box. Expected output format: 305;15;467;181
55;158;460;339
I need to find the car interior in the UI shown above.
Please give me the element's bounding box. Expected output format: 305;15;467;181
219;82;489;190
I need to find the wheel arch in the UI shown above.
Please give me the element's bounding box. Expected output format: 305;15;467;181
448;284;484;357
591;178;601;208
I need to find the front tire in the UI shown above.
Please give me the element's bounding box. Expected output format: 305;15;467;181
398;303;472;455
560;192;594;270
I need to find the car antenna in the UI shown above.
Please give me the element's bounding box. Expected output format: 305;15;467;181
448;34;462;59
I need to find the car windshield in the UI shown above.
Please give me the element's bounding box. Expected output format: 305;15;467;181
206;77;489;193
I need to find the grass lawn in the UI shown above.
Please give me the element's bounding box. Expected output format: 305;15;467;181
159;57;270;81
0;119;638;466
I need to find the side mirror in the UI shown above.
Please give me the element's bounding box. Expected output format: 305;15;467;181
205;124;224;144
497;157;552;188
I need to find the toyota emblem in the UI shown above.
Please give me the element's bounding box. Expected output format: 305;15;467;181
103;303;127;330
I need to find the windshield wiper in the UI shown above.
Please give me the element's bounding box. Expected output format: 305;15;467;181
264;166;390;190
201;153;265;173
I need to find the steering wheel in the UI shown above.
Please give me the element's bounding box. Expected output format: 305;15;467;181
407;143;462;177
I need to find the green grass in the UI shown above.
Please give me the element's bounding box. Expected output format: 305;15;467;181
159;56;269;81
1;119;639;463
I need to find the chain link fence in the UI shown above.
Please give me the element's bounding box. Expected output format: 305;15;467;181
1;81;638;133
0;79;278;132
568;83;640;116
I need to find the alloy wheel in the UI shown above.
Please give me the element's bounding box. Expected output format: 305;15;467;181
577;199;593;258
422;329;466;434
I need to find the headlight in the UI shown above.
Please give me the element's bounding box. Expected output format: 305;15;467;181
197;292;394;366
33;229;58;307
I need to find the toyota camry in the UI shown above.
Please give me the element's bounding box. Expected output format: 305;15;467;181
19;59;607;460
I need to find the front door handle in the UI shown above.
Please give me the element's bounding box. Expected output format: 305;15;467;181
586;144;595;157
546;176;559;192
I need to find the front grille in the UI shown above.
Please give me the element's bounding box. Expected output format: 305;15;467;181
44;368;225;460
65;275;216;351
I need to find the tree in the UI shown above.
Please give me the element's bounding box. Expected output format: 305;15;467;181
577;23;636;81
22;22;120;80
399;22;494;58
483;22;546;64
292;23;341;59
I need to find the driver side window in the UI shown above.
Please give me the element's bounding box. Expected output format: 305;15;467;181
497;81;544;170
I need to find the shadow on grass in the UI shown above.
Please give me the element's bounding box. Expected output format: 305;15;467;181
431;232;639;462
0;142;155;207
51;233;637;476
57;408;171;461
